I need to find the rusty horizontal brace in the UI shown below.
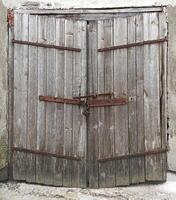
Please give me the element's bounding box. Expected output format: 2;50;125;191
39;95;81;105
12;147;81;161
73;92;114;99
12;39;81;52
98;148;168;163
98;38;167;52
87;98;128;107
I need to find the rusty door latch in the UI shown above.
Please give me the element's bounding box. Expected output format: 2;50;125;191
39;93;129;117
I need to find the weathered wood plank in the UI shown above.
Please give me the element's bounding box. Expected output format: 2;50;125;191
53;18;65;186
127;16;138;184
88;21;99;188
99;19;115;187
78;21;87;188
26;14;38;183
44;16;56;185
15;7;164;15
97;20;106;188
144;13;162;181
136;14;145;183
36;15;48;184
71;20;87;187
114;17;130;186
13;13;29;181
8;19;14;180
159;12;167;181
72;20;82;187
63;19;74;187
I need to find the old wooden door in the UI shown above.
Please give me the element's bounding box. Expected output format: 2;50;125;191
12;14;87;187
87;12;167;188
12;11;167;188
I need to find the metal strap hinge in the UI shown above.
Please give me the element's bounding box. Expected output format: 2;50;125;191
12;147;81;161
98;38;168;52
12;39;81;52
98;148;169;163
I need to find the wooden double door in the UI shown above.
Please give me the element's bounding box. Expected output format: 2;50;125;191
12;11;167;188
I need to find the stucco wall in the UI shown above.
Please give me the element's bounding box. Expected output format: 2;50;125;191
0;0;8;181
168;6;176;172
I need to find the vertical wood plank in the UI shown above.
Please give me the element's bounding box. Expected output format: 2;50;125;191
99;19;115;187
78;20;87;188
63;19;74;187
144;13;162;181
72;20;87;187
36;15;47;184
44;16;56;185
72;21;82;187
127;16;138;184
136;14;145;183
13;13;29;181
97;20;106;188
26;14;38;183
159;12;168;181
88;21;99;188
114;17;130;186
53;18;65;186
8;20;14;180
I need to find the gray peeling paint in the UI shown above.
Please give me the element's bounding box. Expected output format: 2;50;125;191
168;6;176;172
0;0;8;180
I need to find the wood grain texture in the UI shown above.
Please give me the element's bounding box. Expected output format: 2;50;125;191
62;19;74;187
26;14;38;183
127;16;138;184
13;13;29;181
98;19;115;188
53;18;65;186
44;16;56;185
136;14;145;183
97;20;106;188
87;21;99;188
144;13;162;181
113;17;129;186
159;12;167;181
36;15;48;184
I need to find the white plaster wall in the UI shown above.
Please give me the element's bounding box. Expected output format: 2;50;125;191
2;0;176;9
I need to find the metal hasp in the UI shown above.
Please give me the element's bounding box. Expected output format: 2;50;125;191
98;37;167;52
98;148;169;163
12;147;81;161
39;95;81;105
73;92;114;99
12;39;81;52
39;95;128;107
87;98;128;107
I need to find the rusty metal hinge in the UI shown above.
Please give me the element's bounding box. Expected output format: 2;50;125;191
12;39;81;52
98;38;168;52
8;9;14;27
98;148;168;163
12;147;81;161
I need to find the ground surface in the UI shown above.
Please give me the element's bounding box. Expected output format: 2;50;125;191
0;173;176;200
